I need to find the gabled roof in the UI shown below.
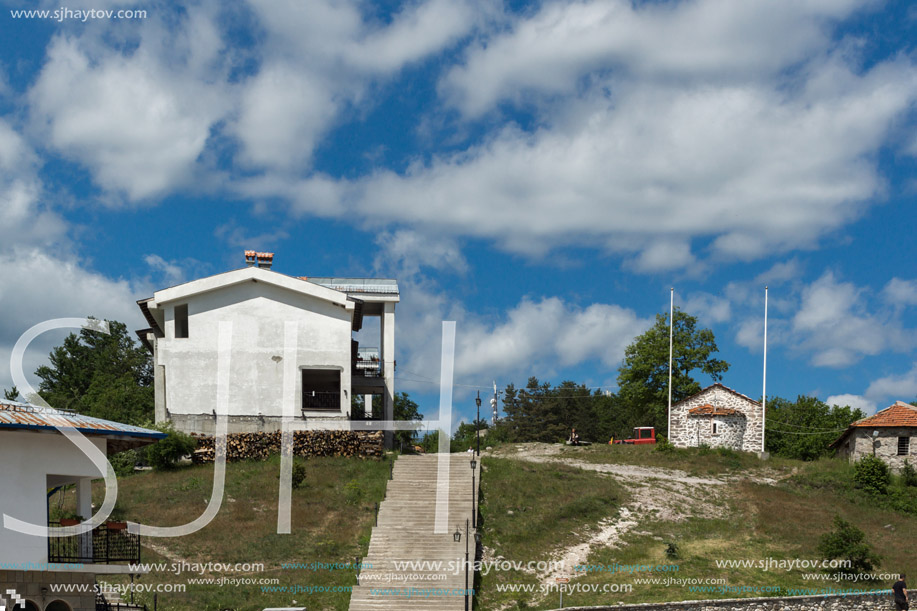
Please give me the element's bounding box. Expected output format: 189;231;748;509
146;267;355;309
830;401;917;448
687;404;739;417
672;383;761;409
0;401;166;452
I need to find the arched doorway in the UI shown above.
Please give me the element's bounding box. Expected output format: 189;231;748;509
22;601;40;611
44;601;72;611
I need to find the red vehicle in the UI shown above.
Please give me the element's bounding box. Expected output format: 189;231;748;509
611;427;656;445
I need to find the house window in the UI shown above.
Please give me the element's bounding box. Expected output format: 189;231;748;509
302;369;341;411
174;304;189;338
712;422;718;435
899;436;910;456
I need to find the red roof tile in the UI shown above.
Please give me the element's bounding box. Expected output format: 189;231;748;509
687;404;738;416
849;401;917;428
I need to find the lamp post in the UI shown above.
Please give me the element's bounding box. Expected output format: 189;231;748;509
465;518;470;611
454;522;470;611
475;391;482;456
470;458;477;528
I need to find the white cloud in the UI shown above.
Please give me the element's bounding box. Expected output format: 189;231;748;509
143;255;187;286
864;364;917;403
882;277;917;306
682;292;732;324
233;0;481;173
395;283;651;385
373;230;468;276
0;119;68;247
441;0;867;117
28;27;231;201
788;272;913;367
826;393;876;414
0;249;147;392
756;259;804;285
233;63;339;171
315;52;917;265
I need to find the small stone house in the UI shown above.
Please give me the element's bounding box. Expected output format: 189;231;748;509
669;383;764;453
830;400;916;472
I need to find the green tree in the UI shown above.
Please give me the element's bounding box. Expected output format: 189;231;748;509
817;515;880;573
3;386;18;401
617;308;729;435
34;319;153;424
354;392;424;450
765;396;865;461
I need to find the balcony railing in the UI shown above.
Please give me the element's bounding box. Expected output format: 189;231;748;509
302;390;341;411
48;521;140;564
354;347;382;378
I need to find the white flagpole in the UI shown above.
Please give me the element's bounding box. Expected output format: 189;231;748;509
668;288;674;438
762;286;768;453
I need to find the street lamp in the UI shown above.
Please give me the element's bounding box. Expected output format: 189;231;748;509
464;518;470;611
475;391;482;456
470;458;477;528
454;525;462;543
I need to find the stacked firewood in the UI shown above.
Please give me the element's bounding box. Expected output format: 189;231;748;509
191;430;384;464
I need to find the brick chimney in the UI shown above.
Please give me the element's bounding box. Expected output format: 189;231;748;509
245;250;274;269
257;252;274;269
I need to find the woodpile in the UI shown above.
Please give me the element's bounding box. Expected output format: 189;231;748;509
191;430;384;464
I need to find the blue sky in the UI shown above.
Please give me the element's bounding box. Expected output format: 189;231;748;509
1;0;916;426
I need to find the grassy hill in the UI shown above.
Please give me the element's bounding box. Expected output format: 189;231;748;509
64;455;389;611
477;443;916;610
58;445;915;611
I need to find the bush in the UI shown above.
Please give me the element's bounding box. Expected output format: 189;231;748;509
654;434;676;454
854;455;890;495
901;460;917;487
291;460;307;489
817;515;880;573
108;450;139;477
665;541;679;560
145;423;197;470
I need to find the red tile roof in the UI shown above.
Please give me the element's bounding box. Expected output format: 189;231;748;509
849;401;917;428
687;404;738;417
830;401;917;448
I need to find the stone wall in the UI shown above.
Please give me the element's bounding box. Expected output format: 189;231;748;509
836;427;916;472
0;570;96;611
669;385;763;453
549;590;911;611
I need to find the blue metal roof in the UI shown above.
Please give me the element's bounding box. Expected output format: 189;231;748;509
0;401;166;440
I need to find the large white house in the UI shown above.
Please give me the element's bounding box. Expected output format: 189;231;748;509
136;252;399;445
0;401;164;611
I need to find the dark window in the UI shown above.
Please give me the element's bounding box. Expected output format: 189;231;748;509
712;422;719;435
302;369;341;411
899;436;910;456
174;304;189;338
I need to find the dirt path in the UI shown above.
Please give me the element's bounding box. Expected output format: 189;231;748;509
485;443;731;587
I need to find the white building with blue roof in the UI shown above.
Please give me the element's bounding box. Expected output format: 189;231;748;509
0;400;165;611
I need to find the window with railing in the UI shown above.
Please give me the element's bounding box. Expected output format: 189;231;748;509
899;436;910;456
302;369;341;411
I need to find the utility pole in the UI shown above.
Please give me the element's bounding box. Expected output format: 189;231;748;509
475;390;481;456
668;288;674;439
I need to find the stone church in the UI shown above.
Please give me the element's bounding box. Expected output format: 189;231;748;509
669;383;764;453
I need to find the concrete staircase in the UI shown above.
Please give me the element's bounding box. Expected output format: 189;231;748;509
349;453;481;611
